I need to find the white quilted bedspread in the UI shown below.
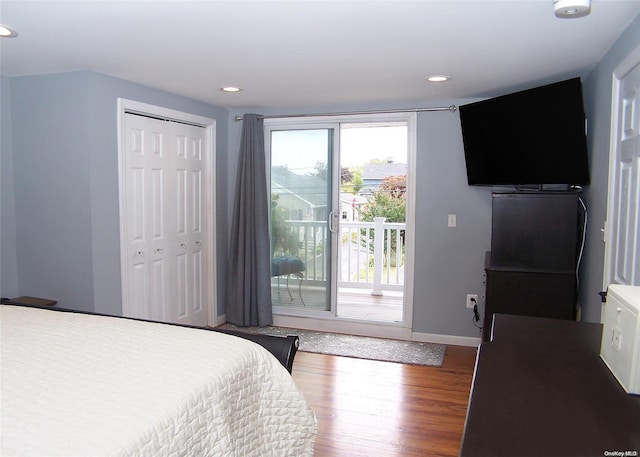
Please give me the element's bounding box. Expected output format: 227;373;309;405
0;306;316;456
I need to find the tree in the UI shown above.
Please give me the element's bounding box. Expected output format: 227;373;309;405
341;167;363;194
359;175;407;264
360;191;406;222
380;175;406;198
360;175;407;223
340;167;352;184
271;193;300;255
307;160;327;181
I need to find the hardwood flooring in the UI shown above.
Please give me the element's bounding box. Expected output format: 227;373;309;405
292;345;478;457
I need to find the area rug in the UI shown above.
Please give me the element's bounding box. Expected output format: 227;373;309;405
218;323;446;367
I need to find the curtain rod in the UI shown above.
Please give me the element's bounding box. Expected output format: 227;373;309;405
234;105;457;122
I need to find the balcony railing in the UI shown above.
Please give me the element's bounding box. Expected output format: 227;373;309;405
274;218;405;295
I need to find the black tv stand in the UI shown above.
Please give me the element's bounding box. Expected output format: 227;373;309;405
514;184;544;192
511;184;582;193
482;192;581;341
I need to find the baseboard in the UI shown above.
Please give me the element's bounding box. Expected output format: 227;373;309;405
273;314;413;340
214;313;227;327
216;313;481;347
411;331;481;347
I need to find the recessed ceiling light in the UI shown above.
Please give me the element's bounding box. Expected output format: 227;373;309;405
553;0;590;18
0;24;18;38
220;86;242;93
426;75;451;82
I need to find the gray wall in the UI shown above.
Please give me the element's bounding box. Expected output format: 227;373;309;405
579;13;640;323
10;72;94;310
4;71;229;315
1;75;19;297
228;102;492;338
414;109;492;337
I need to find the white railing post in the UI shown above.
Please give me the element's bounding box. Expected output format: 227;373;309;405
371;217;386;296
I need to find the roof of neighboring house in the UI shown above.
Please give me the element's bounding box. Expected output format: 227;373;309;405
362;163;407;180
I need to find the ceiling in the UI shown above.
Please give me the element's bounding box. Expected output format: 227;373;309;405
1;1;640;109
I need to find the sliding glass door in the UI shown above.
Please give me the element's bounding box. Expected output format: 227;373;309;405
268;126;338;314
265;113;415;334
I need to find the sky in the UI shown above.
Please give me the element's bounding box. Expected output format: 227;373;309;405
270;124;407;174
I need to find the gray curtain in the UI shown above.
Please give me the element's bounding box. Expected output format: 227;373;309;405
225;114;273;326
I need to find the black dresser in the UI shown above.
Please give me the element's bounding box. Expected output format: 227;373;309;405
482;192;582;341
461;314;640;456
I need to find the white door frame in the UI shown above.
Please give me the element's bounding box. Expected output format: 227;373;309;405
116;98;217;326
602;43;640;315
264;112;416;340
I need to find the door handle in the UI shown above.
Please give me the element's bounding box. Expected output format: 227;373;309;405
329;211;339;233
599;289;608;303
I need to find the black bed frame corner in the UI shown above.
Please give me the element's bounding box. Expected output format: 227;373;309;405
213;328;299;374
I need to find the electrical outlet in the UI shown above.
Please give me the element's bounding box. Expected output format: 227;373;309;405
466;294;478;309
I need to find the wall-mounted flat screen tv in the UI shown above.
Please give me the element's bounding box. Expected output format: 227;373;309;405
459;77;590;187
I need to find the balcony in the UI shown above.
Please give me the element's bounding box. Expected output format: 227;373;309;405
271;218;405;321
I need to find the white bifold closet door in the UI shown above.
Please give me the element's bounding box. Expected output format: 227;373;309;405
122;112;208;326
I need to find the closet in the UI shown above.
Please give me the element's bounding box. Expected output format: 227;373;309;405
120;109;212;326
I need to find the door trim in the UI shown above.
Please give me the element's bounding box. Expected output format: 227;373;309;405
603;44;640;290
116;99;217;326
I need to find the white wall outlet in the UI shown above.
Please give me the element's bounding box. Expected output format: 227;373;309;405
448;214;457;227
466;294;478;309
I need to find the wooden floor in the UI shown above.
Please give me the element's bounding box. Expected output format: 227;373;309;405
292;345;478;457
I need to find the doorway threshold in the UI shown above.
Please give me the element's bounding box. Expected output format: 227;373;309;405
272;313;412;340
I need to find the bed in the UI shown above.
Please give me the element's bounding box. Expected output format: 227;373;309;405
0;305;317;456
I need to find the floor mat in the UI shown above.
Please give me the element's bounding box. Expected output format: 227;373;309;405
218;323;446;367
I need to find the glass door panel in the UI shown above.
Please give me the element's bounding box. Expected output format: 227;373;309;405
336;122;408;323
270;128;335;312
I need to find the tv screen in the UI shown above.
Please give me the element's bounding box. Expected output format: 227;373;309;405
459;78;590;187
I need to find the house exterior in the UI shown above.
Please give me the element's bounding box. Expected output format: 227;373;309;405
361;163;407;195
271;166;328;222
339;193;368;222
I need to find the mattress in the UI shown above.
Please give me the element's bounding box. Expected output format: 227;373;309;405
0;306;316;456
